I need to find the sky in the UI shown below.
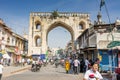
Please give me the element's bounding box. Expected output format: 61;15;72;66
0;0;120;48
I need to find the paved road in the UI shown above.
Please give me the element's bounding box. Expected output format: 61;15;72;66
2;64;84;80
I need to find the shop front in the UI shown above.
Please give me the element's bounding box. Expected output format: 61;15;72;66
99;49;118;72
81;47;97;61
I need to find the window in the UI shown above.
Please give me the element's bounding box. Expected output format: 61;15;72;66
79;25;83;29
2;37;4;40
12;38;14;44
79;22;85;30
7;37;10;43
2;31;5;35
36;24;41;30
35;37;41;47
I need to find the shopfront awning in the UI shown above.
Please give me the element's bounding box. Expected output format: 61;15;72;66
107;41;120;48
6;47;15;53
81;47;96;51
0;50;6;54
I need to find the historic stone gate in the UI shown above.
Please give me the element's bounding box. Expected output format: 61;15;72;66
28;11;90;56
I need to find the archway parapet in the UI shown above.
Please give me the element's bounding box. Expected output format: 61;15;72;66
30;12;89;18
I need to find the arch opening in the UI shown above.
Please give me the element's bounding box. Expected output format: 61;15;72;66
79;21;86;30
34;36;41;47
36;24;41;30
46;21;74;49
35;21;41;30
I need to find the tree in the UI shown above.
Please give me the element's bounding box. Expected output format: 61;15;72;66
51;10;59;19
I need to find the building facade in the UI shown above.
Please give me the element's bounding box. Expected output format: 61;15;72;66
76;18;120;71
0;19;28;65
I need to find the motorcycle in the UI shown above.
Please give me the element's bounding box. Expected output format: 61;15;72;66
31;63;41;72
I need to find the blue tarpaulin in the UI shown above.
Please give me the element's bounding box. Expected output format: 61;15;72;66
40;54;45;60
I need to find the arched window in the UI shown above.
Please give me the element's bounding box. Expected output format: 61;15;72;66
36;24;41;30
35;37;41;47
79;24;83;29
7;37;10;43
12;38;14;44
79;22;85;30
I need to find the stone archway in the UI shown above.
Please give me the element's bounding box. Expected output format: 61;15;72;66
46;21;74;43
28;12;90;56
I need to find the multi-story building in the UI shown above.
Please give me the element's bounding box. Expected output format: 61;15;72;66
0;18;28;65
12;33;28;64
0;18;14;60
76;13;120;71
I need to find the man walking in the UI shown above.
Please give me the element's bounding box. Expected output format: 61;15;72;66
73;58;80;74
85;58;90;72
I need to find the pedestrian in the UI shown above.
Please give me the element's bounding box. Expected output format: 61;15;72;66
0;62;3;80
88;59;92;69
95;58;100;71
27;58;31;65
83;62;103;80
69;58;73;74
65;59;70;74
95;58;100;64
85;58;90;72
73;58;80;74
21;58;25;66
80;58;85;73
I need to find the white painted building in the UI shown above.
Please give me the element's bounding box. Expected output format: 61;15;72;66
77;18;120;71
0;19;28;65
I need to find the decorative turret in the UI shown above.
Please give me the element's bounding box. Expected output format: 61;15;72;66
115;18;120;25
97;12;102;24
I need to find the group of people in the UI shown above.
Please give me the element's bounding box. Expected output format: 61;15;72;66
0;56;104;80
64;57;103;80
65;57;80;74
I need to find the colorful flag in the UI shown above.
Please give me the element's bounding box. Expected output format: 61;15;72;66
100;0;105;11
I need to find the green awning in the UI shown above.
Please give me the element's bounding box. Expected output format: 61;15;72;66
107;41;120;48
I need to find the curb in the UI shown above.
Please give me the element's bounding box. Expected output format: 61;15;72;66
3;66;31;77
11;67;31;74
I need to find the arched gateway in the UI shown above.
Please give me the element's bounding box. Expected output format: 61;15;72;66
28;12;90;56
